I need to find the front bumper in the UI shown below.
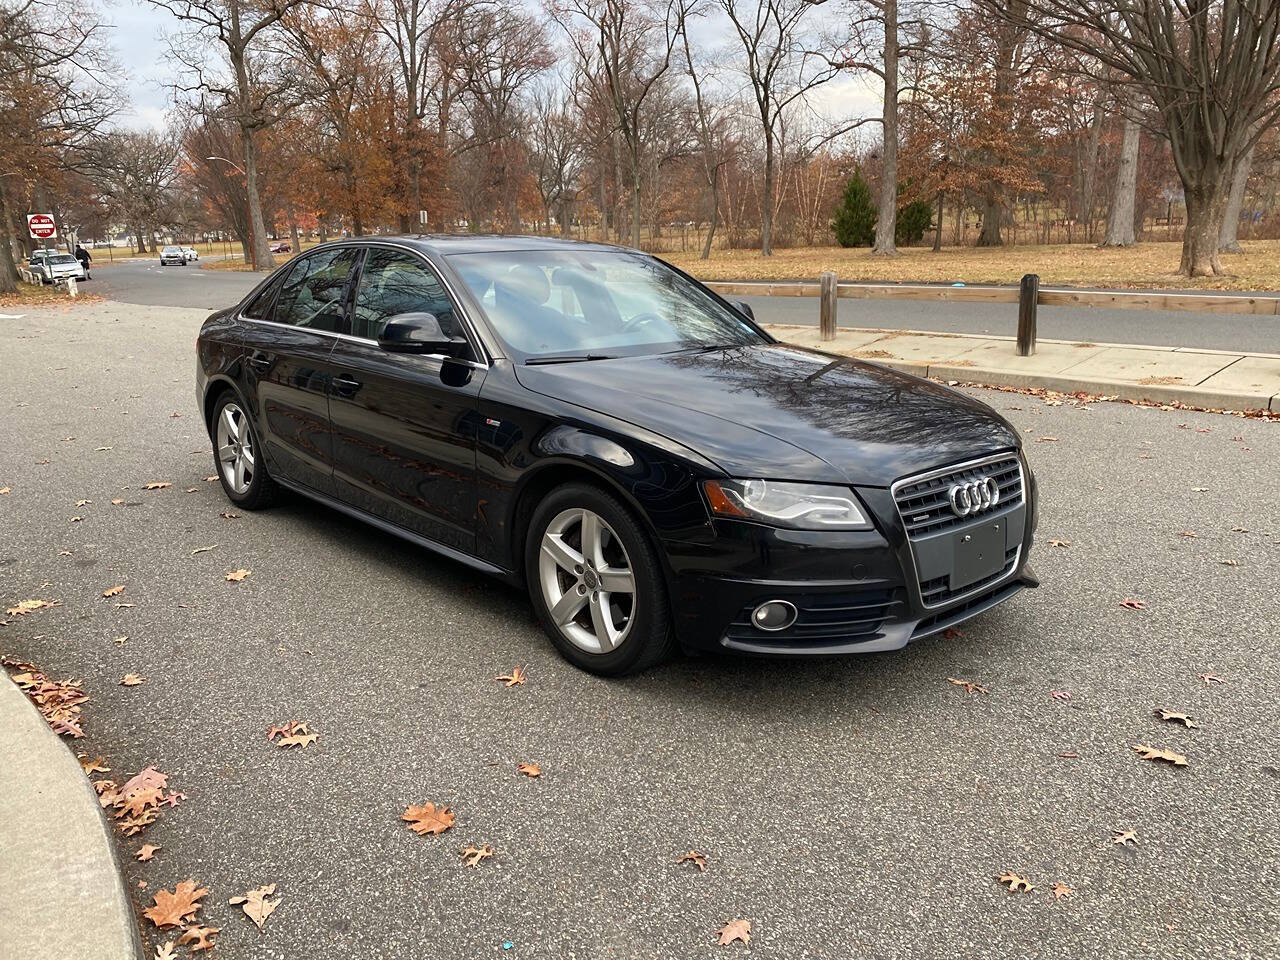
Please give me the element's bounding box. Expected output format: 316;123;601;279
662;453;1038;656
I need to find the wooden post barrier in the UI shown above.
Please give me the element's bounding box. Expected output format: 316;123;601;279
819;271;837;341
1017;273;1039;356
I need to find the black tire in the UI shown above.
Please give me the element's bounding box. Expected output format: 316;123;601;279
524;482;676;676
210;390;278;510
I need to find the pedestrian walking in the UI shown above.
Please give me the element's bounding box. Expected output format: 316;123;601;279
74;243;92;279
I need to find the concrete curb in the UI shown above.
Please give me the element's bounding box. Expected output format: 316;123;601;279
0;675;142;960
764;324;1280;413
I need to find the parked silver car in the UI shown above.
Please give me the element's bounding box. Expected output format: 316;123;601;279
30;253;87;284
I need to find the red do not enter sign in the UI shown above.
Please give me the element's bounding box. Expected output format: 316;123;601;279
27;213;56;239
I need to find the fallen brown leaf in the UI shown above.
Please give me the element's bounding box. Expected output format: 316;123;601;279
267;719;316;748
1198;672;1226;685
229;883;281;932
1035;436;1059;443
102;585;125;598
0;486;9;494
277;731;317;748
1132;743;1188;767
1047;539;1071;547
79;755;110;774
137;844;161;862
1050;690;1072;701
143;879;208;928
76;499;91;507
998;871;1034;893
6;598;62;616
495;665;526;686
677;850;708;872
517;762;542;778
122;767;169;794
178;925;219;952
402;802;456;836
1155;708;1199;728
1112;829;1138;847
1051;882;1073;900
1177;530;1197;539
947;677;989;695
114;786;163;819
460;843;495;866
142;482;172;490
219;511;239;519
190;545;216;556
121;674;146;686
111;498;124;505
225;568;251;582
716;919;751;946
1120;597;1146;610
154;942;176;960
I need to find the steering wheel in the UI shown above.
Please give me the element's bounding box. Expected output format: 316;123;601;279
620;312;663;333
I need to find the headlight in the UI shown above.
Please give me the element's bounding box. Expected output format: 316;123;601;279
703;479;872;530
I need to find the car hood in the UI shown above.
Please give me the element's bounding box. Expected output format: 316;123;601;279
515;343;1020;487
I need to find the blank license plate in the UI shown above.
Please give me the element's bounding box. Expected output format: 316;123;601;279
951;520;1005;591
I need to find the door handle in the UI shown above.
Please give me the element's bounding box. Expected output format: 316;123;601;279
332;375;361;397
248;352;272;370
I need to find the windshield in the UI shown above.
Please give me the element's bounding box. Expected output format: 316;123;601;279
49;255;76;264
445;249;763;360
163;246;180;253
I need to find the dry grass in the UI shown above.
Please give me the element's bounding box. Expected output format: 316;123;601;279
0;285;102;308
202;253;290;272
664;239;1280;291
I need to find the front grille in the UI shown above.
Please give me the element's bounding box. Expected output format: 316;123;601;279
725;589;903;645
918;546;1019;606
894;454;1023;538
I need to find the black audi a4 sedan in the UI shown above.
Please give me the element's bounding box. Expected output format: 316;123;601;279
196;236;1038;675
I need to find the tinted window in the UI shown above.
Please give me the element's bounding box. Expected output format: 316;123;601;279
241;279;280;320
351;248;462;341
270;248;359;333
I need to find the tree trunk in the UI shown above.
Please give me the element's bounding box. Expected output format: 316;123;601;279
629;154;641;248
558;199;571;237
1219;144;1254;253
872;0;899;256
135;224;146;254
932;192;943;252
0;184;19;293
701;168;720;259
240;127;274;271
1179;173;1230;276
1080;93;1103;242
289;219;300;253
1101;115;1139;247
761;137;775;256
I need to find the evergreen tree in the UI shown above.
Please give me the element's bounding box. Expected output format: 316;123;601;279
832;171;876;247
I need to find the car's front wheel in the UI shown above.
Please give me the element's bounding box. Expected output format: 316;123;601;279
211;392;277;509
525;483;676;676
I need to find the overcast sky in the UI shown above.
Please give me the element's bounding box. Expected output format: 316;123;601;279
98;0;881;137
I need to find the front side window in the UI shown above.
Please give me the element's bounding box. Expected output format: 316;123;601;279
445;249;762;359
270;248;359;333
241;279;280;320
351;248;462;341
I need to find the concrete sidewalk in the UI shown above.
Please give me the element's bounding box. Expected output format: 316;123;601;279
765;323;1280;412
0;675;140;960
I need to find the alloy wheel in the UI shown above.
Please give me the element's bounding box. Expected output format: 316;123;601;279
216;402;256;495
538;508;636;654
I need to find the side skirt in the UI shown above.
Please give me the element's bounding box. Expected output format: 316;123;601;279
273;476;516;581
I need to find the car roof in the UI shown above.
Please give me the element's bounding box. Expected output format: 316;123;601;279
327;234;636;257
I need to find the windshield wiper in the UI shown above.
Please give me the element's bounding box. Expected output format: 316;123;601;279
524;353;616;365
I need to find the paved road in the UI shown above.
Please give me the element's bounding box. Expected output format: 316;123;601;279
88;259;1279;353
2;301;1277;959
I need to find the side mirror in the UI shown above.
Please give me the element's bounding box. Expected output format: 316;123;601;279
730;298;755;322
377;312;468;357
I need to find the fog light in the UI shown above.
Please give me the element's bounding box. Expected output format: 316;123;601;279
752;600;797;632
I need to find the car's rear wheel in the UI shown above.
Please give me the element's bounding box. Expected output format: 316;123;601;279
211;392;277;510
525;483;676;676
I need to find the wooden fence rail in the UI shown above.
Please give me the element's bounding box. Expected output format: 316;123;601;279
706;275;1280;355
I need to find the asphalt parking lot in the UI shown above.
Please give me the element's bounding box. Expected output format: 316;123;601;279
2;300;1278;959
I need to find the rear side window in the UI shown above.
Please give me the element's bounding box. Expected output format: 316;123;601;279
351;248;462;341
241;280;279;320
270;248;359;333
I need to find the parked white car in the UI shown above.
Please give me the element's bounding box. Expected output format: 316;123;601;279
29;253;87;284
159;245;186;266
181;246;200;263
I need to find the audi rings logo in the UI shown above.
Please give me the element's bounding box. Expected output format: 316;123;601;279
948;477;1000;517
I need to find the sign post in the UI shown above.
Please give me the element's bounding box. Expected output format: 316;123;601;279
27;214;56;283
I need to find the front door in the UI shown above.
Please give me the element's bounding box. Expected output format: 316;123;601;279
237;247;360;495
326;246;486;553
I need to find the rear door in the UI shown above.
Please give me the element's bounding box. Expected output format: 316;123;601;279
236;247;361;495
326;245;487;553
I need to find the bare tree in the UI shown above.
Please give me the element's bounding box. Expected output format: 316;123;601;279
680;17;733;257
529;83;585;234
93;129;180;252
1016;0;1280;275
150;0;319;269
1219;141;1255;253
717;0;849;254
552;0;690;248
